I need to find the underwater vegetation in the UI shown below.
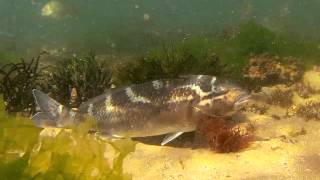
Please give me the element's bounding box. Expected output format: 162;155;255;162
194;116;254;153
114;21;278;85
0;52;113;115
113;20;320;88
244;103;269;115
0;97;135;179
1;19;320;178
115;43;227;85
47;52;112;107
0;54;44;114
232;21;279;56
0;19;318;152
267;87;294;108
243;53;302;90
297;101;320;121
211;21;320;81
210;21;280;79
0;20;317;114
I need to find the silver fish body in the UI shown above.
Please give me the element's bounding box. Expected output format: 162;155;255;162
32;75;249;143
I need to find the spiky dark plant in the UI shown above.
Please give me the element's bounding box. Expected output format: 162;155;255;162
0;55;43;114
49;52;112;107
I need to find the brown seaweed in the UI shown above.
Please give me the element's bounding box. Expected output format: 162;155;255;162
243;53;302;91
267;88;293;107
0;54;45;114
244;103;269;114
194;116;254;153
48;52;112;107
297;101;320;120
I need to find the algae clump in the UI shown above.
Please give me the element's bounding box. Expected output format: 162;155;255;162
0;96;135;180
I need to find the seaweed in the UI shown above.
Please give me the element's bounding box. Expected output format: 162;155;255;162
112;20;314;85
242;53;302;90
212;20;319;80
0;54;44;114
0;153;29;179
115;43;227;85
0;51;112;113
210;21;281;80
267;88;294;107
48;52;112;107
297;101;320;120
0;97;135;179
244;103;269;115
194;117;254;153
233;21;280;56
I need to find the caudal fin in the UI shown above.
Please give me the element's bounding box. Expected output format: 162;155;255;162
32;89;73;128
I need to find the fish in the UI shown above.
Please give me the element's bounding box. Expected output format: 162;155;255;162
32;75;249;145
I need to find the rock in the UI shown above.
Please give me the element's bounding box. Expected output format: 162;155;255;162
243;54;302;90
303;70;320;91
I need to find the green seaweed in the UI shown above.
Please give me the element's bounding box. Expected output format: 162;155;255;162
116;20;315;84
0;154;29;180
0;96;41;179
209;21;320;80
115;42;227;85
0;96;135;179
233;21;280;56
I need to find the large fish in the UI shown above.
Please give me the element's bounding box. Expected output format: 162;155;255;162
32;75;249;145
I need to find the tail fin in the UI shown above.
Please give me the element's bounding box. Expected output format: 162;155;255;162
32;89;75;128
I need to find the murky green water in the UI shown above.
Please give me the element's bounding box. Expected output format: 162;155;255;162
1;1;320;179
1;1;320;58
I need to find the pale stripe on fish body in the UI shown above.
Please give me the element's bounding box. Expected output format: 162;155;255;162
31;75;249;145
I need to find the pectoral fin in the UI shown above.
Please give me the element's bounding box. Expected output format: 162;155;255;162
161;132;184;146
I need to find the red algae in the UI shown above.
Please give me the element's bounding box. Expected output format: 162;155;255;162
194;116;254;153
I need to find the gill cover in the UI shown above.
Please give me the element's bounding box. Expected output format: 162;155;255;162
193;80;249;117
32;89;76;128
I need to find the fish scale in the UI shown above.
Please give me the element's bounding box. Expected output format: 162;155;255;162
32;75;249;145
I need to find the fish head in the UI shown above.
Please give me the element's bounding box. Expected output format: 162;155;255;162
194;80;249;117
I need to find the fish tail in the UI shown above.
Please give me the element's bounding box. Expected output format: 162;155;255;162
32;89;75;128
